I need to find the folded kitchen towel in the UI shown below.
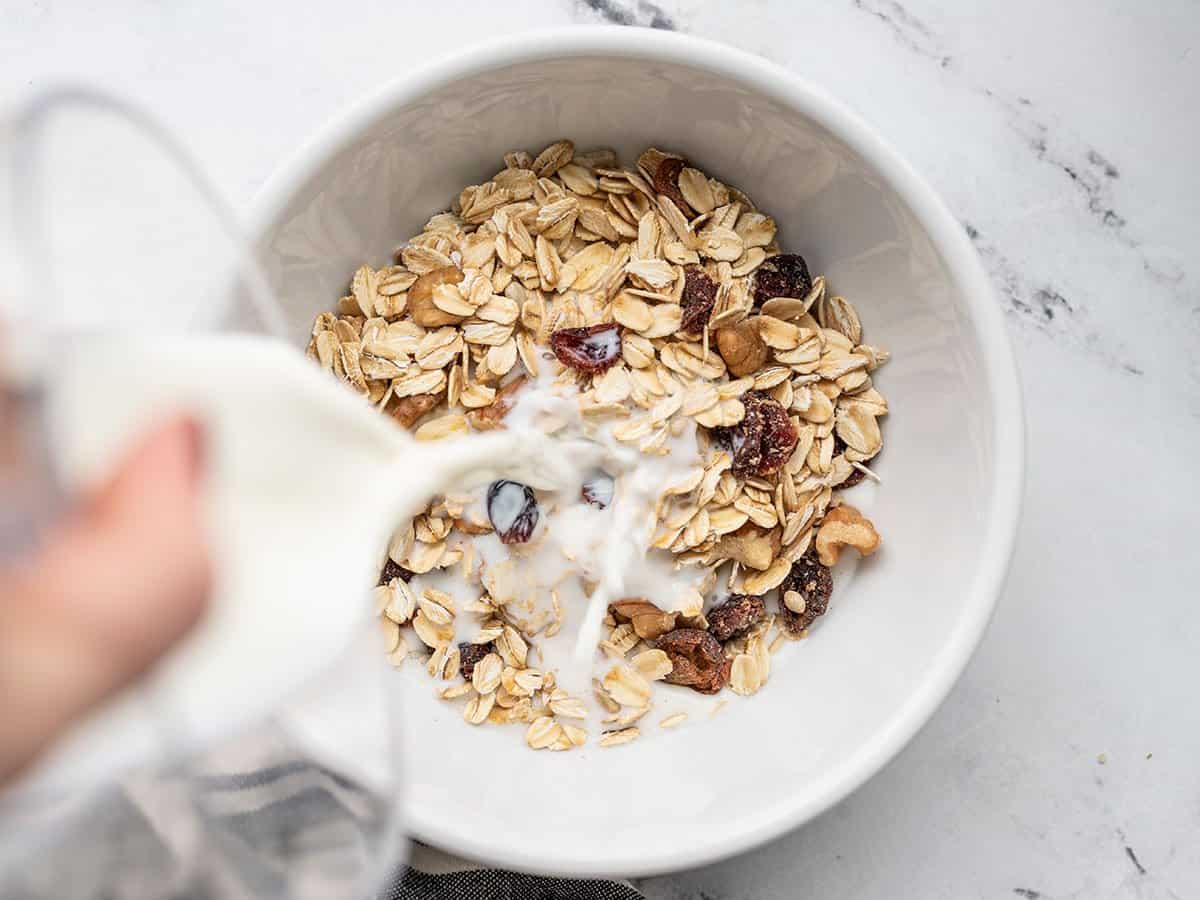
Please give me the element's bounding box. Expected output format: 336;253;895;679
385;844;646;900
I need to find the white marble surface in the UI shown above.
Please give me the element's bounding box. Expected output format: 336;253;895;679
2;1;1197;897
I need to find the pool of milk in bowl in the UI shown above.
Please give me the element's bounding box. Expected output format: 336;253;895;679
396;361;722;713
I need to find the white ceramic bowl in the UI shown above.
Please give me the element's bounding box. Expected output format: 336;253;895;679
249;27;1023;877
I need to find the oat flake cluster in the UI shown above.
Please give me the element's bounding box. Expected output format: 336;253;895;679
307;141;888;751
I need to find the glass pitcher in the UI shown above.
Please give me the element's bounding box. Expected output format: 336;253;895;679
0;88;406;900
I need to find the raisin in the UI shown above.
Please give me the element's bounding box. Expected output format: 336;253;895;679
752;253;812;308
550;323;622;373
379;558;414;585
487;479;539;544
655;628;731;694
706;594;766;642
679;265;717;333
712;391;797;477
779;553;833;635
581;472;615;509
458;642;493;679
651;155;694;218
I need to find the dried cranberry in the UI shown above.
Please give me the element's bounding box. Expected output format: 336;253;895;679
655;628;731;695
550;323;622;373
706;594;766;642
458;642;493;679
487;479;539;544
379;558;414;585
752;253;812;307
712;391;797;477
679;265;717;333
581;472;615;509
779;553;833;635
651;156;694;218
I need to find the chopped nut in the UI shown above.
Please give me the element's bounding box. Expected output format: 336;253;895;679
386;393;439;429
814;504;880;566
715;317;770;377
712;523;780;571
467;374;526;431
609;598;678;640
408;265;466;326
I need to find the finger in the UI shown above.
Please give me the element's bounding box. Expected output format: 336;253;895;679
0;415;210;784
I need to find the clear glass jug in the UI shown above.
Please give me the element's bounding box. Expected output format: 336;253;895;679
0;89;406;900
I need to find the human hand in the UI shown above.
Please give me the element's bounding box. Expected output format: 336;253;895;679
0;415;211;786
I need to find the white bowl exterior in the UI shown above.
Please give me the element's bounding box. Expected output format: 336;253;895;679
250;29;1022;877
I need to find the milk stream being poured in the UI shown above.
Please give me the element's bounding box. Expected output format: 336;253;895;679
31;330;707;787
410;360;711;700
30;332;598;790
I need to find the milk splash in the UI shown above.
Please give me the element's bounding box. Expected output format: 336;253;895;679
37;332;602;781
406;360;708;695
37;330;705;772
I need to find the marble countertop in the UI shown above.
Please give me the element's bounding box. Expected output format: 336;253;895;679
2;1;1197;897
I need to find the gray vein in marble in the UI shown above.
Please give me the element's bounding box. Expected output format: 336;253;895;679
849;0;1136;241
1012;890;1042;899
985;90;1132;239
848;0;1198;381
962;221;1143;376
982;95;1196;350
851;0;951;67
1125;845;1148;876
576;0;676;29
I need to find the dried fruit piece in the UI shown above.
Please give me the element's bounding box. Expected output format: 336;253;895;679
581;472;615;509
814;504;880;566
610;598;677;640
652;155;694;218
458;641;494;679
778;553;832;635
707;594;766;642
550;323;623;373
679;265;718;333
712;391;797;477
486;480;539;544
379;558;415;585
752;253;812;308
655;628;730;694
714;317;770;377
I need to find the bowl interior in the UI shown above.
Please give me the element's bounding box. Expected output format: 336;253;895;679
253;39;1012;876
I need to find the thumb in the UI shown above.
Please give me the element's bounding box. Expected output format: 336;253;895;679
0;415;211;785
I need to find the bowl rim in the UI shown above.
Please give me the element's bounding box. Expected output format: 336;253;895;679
247;25;1025;878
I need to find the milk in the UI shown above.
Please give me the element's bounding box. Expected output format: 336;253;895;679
497;364;706;672
24;332;586;793
403;363;710;699
25;330;711;791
